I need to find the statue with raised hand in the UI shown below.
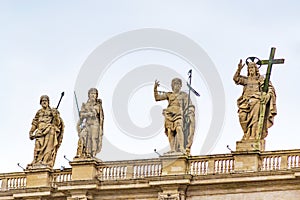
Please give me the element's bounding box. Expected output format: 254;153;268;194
233;59;277;141
154;78;195;154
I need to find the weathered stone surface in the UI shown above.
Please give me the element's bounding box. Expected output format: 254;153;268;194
76;88;104;159
236;139;265;151
2;149;300;199
233;60;276;142
154;78;195;154
28;95;64;169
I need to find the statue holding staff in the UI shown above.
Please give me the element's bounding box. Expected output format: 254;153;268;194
28;93;64;168
76;88;104;158
154;77;197;154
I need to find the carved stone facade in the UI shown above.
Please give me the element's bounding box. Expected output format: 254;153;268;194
1;149;300;199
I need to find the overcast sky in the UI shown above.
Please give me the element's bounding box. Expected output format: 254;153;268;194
1;1;300;173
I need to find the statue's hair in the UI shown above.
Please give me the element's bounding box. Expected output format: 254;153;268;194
40;95;50;104
171;78;182;88
88;88;98;98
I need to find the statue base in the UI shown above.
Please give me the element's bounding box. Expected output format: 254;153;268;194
163;151;186;156
73;156;102;162
26;163;52;170
70;157;101;181
160;153;188;176
25;165;53;188
236;139;265;152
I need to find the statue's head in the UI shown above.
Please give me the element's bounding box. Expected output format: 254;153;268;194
247;62;260;77
40;95;50;108
171;78;182;93
88;88;98;100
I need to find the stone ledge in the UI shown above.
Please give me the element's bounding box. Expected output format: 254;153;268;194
13;191;51;198
149;179;190;186
191;174;296;185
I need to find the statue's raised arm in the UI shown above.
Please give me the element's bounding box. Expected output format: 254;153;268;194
154;80;167;101
234;48;283;151
153;78;196;155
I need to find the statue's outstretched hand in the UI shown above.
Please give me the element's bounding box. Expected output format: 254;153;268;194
154;80;160;90
238;59;245;70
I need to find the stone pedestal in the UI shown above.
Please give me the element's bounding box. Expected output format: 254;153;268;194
25;165;52;188
236;139;265;152
160;153;188;176
234;139;264;172
70;157;101;181
233;152;261;172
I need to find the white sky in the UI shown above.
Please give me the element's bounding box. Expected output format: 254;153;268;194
1;0;300;173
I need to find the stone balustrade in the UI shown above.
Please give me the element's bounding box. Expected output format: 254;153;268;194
98;165;128;180
189;154;234;175
287;155;300;169
0;172;26;191
52;168;72;187
1;149;300;192
97;158;162;180
260;150;300;171
133;161;162;178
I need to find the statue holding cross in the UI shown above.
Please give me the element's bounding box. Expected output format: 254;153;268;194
234;47;284;147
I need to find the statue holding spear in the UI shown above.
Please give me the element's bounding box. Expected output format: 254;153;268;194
75;88;104;158
28;92;65;168
154;70;199;155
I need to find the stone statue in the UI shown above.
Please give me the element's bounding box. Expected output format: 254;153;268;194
233;59;277;140
76;88;104;158
29;95;64;168
154;78;195;154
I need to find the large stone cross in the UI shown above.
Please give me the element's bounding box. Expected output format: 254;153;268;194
257;47;284;140
259;47;285;92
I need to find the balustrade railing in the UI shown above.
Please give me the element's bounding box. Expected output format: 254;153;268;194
2;150;300;190
189;154;234;175
260;150;300;171
52;168;72;187
99;165;128;180
0;172;26;191
133;162;162;178
190;160;208;175
287;155;300;169
214;158;234;174
97;159;162;180
261;156;281;171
